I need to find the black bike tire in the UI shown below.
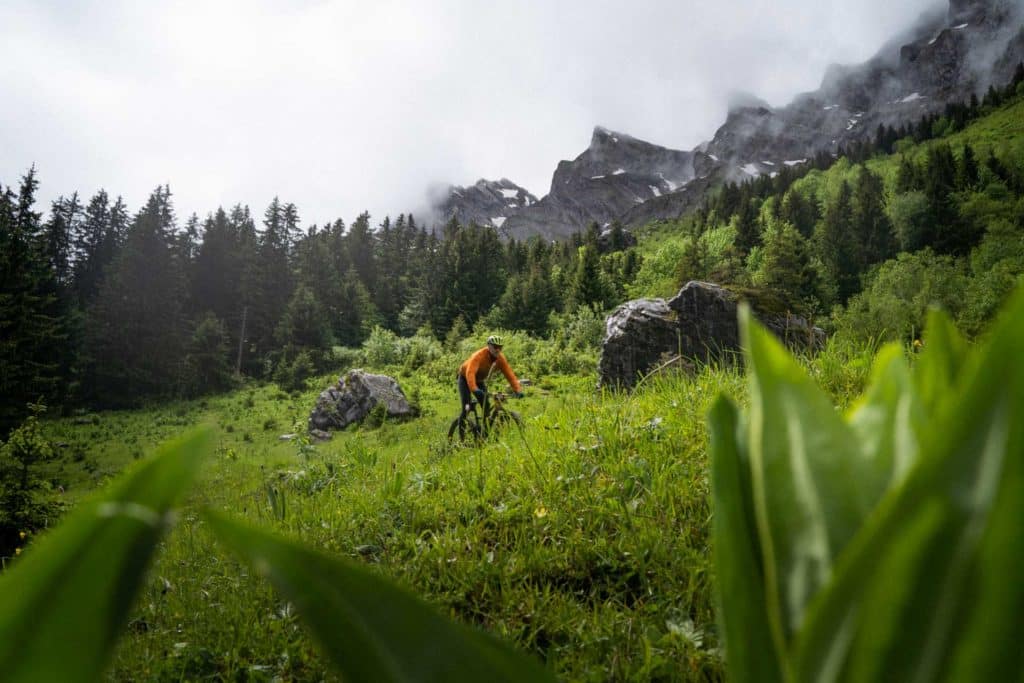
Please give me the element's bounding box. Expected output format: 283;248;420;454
448;413;482;444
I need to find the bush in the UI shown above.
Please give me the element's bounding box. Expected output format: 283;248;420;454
274;349;316;392
363;326;402;367
0;404;62;556
331;346;364;372
549;306;605;352
836;250;966;343
401;328;443;374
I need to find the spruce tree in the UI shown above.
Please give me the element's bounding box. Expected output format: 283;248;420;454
759;223;818;312
779;189;818;239
816;180;860;304
0;171;64;433
852;167;895;268
958;144;980;190
250;197;294;366
924;144;972;254
84;187;187;405
569;244;610;311
733;196;761;255
182;312;235;397
72;190;115;305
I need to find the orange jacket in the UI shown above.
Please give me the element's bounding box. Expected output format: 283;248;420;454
459;347;522;394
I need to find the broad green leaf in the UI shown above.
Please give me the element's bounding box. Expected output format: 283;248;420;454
913;307;968;419
846;343;922;502
795;288;1024;682
206;511;555;683
0;427;211;683
708;396;784;683
740;305;872;648
945;402;1024;680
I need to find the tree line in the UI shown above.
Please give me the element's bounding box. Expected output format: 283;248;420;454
0;172;640;433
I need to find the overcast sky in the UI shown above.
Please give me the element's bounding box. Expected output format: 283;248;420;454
0;0;943;228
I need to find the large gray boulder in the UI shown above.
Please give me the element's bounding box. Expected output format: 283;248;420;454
309;369;416;432
598;281;824;389
598;299;680;392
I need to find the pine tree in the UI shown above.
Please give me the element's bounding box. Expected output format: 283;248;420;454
924;144;973;254
733;196;761;254
346;212;377;294
182;312;235;397
0;170;64;433
852;167;895;268
779;189;819;239
895;156;920;193
72;190;117;306
276;283;333;351
816;180;860;304
250;197;294;365
958;144;980;190
569;244;610;311
84;187;187;405
759;223;818;312
43;193;81;292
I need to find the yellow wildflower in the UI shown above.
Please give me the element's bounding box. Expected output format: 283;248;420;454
19;531;26;540
15;548;21;556
534;505;549;519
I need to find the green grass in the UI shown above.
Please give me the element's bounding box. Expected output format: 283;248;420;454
28;357;773;681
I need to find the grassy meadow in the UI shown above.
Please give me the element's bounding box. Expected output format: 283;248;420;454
20;333;879;682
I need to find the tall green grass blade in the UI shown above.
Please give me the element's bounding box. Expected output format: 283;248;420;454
0;428;211;683
847;343;922;501
795;289;1024;681
740;305;871;648
708;396;784;683
206;511;555;683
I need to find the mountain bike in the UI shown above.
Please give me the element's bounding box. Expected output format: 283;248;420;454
447;391;523;445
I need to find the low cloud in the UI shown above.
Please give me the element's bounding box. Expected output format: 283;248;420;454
0;0;942;227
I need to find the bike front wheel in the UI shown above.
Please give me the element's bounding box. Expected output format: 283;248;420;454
447;414;482;444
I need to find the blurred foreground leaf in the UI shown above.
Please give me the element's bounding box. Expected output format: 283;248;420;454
708;396;784;682
796;289;1024;681
712;292;1024;681
206;511;555;683
0;428;211;683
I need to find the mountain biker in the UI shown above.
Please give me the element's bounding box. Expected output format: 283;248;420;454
457;335;523;415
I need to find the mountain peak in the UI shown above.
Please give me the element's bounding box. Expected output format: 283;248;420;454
590;126;632;147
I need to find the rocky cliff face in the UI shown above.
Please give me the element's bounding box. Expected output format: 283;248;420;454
705;0;1024;179
432;0;1024;241
497;127;714;241
434;178;538;232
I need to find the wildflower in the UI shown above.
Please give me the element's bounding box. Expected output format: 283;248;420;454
533;505;548;519
913;339;923;349
15;548;21;556
19;531;26;540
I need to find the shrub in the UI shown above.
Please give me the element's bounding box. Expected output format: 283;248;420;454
362;326;402;367
274;349;316;393
0;404;62;556
836;249;966;343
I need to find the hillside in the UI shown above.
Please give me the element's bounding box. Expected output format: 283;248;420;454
622;92;1024;343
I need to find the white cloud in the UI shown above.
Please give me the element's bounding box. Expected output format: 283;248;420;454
0;0;942;226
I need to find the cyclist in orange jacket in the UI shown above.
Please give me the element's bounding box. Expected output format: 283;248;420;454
458;335;523;414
